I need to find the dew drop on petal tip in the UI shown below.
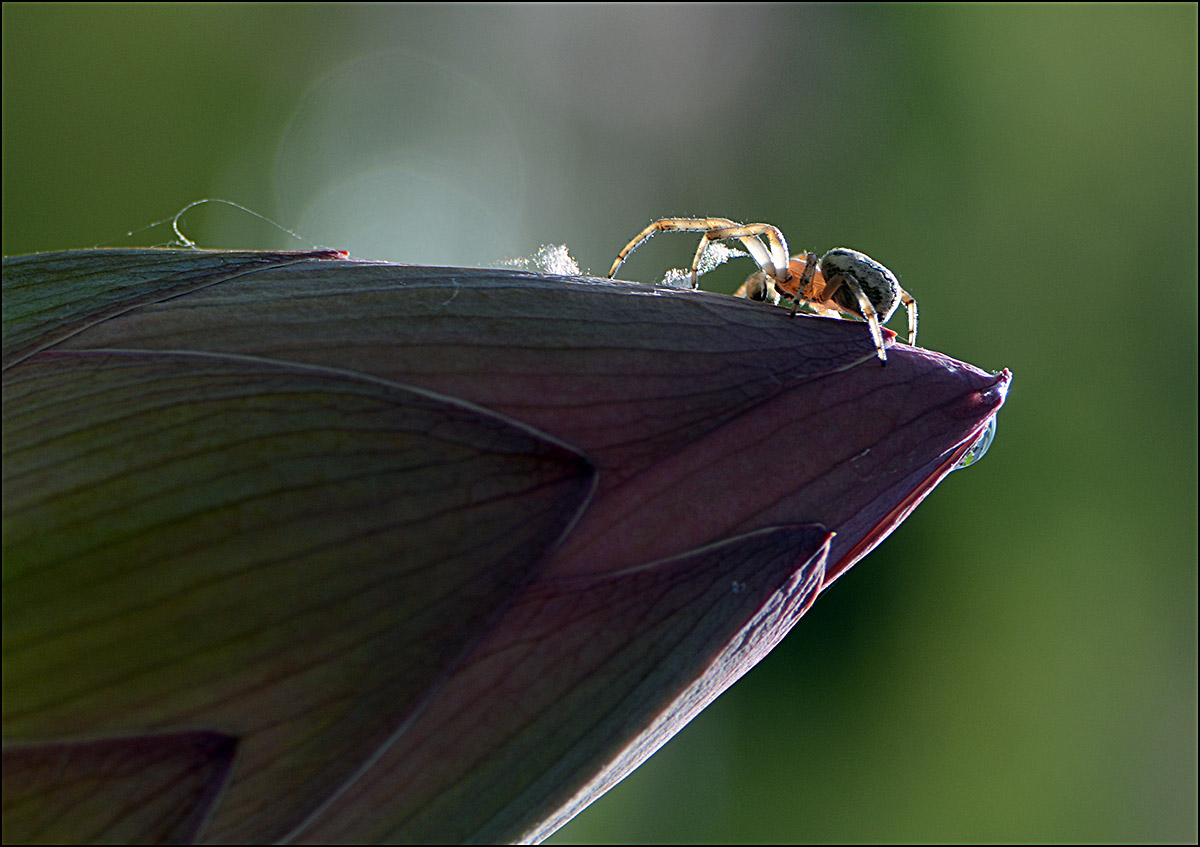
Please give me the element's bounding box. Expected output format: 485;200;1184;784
953;417;997;471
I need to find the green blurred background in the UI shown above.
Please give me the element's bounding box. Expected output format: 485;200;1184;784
3;4;1195;842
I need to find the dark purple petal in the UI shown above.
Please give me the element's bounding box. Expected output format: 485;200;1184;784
2;733;237;844
4;336;593;842
3;250;1010;842
296;525;831;843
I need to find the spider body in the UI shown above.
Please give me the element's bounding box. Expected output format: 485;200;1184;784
608;218;917;364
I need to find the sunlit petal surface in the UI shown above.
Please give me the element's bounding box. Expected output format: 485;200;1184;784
2;249;1009;843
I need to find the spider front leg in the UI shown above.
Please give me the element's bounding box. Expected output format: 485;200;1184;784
828;271;890;364
608;217;739;286
608;217;791;290
700;222;792;287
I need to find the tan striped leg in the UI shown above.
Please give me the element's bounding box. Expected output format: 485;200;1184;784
608;217;791;289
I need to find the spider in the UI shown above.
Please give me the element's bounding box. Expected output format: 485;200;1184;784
607;217;917;364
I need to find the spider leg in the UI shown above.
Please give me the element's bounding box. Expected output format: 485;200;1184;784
607;217;739;281
787;252;820;317
704;223;791;284
833;273;889;363
899;288;918;345
687;228;777;289
734;270;784;303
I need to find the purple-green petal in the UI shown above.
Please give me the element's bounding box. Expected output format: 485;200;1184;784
3;249;1009;843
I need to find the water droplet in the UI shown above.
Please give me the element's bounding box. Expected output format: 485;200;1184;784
953;417;997;471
